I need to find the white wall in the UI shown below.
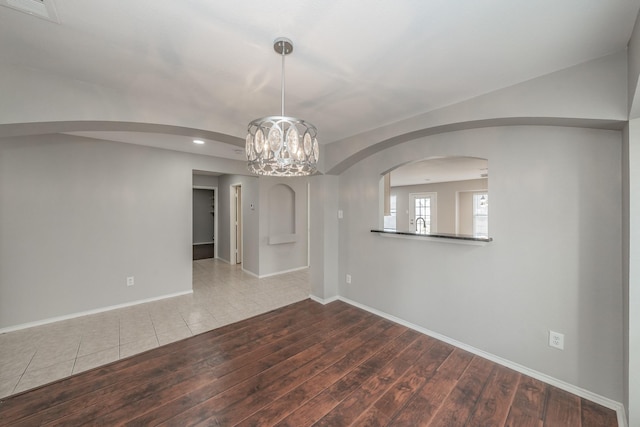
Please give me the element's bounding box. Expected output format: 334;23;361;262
0;134;186;328
626;12;640;425
192;174;219;188
627;119;640;425
338;125;623;402
309;175;340;300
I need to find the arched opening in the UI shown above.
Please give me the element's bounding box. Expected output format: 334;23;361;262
380;156;488;237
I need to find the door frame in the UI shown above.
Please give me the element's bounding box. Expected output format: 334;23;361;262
229;183;243;265
307;181;311;267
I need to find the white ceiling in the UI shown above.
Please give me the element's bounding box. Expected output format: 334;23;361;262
1;0;639;160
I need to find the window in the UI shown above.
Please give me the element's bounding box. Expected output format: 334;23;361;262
473;192;488;237
383;195;397;230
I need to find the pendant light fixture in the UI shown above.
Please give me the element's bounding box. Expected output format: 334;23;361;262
245;37;319;176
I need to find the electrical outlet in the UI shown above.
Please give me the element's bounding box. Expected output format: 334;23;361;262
549;330;564;350
126;276;135;287
346;274;351;284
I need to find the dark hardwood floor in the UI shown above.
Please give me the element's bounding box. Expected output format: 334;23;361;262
0;300;617;426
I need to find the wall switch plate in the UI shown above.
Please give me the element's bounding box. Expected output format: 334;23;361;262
338;210;343;219
549;330;564;350
126;276;135;287
346;274;351;284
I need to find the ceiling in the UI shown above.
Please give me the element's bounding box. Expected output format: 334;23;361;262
1;0;639;161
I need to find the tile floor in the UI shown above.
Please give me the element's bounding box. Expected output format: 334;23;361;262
0;259;311;399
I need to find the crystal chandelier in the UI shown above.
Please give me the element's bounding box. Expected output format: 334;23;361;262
246;38;319;176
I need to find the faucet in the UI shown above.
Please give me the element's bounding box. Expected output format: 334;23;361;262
416;217;427;232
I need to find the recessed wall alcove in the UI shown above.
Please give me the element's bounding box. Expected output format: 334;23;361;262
268;183;297;244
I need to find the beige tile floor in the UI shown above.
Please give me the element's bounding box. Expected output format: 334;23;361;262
0;259;311;399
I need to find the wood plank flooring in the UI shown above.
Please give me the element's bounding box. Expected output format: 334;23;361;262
0;300;618;426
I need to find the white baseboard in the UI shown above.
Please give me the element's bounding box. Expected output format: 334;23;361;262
309;294;340;305
220;260;307;280
312;295;627;427
258;266;308;279
242;266;307;279
0;290;194;334
242;267;259;278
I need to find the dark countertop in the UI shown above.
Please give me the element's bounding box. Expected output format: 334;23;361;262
371;229;493;243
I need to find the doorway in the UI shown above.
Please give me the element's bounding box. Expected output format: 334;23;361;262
192;187;217;260
230;184;243;265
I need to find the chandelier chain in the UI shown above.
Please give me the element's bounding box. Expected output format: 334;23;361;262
281;41;285;117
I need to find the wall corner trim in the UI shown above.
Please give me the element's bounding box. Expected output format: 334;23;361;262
333;296;628;427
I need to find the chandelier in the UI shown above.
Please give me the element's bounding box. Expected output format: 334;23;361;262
246;38;319;176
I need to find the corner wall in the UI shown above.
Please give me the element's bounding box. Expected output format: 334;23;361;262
309;175;340;300
0;134;192;328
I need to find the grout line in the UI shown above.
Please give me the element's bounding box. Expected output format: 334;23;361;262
13;350;37;394
71;338;82;374
149;313;160;345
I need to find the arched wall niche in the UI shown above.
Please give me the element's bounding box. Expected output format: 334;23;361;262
268;183;297;244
